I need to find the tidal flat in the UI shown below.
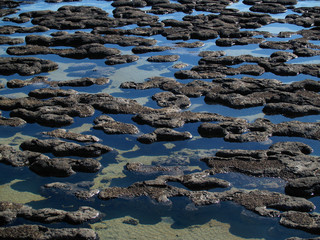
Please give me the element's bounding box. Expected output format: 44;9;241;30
0;0;320;239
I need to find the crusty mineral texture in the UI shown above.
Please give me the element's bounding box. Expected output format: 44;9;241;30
0;224;98;240
0;57;58;76
137;128;192;144
42;129;100;142
201;142;318;180
93;115;139;134
20;138;112;157
0;144;102;177
0;201;100;225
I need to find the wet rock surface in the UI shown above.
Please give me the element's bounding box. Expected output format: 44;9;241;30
0;201;100;225
42;129;100;142
0;57;58;76
93;115;139;134
0;0;320;238
201;141;319;179
123;76;320;117
0;144;102;177
20;138;112;157
0;224;98;240
137;128;192;143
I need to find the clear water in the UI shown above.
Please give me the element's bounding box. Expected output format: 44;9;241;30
0;0;320;239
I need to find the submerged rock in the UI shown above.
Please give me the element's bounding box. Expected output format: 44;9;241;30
0;224;98;240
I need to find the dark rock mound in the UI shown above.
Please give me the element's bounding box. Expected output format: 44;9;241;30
147;55;180;62
42;129;100;142
0;116;26;127
93;115;139;134
0;57;58;76
0;202;100;225
0;36;24;45
250;3;287;13
105;55;139;65
201;141;319;180
137;128;192;143
29;157;101;177
132;46;173;54
20;138;112;157
285;177;320;198
0;145;101;177
280;211;320;234
133;110;237;128
152;91;191;109
0;224;98;240
28;89;78;99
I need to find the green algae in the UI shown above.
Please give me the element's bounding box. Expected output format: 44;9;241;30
0;132;33;150
69;123;94;134
0;179;46;204
91;144;214;189
91;216;262;240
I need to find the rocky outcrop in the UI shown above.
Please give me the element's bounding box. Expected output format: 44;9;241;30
122;76;320;117
93;115;139;134
0;116;26;127
10;105;94;127
43;181;100;200
132;111;238;128
42;129;100;142
0;224;98;240
0;25;49;34
152;91;191;109
131;46;173;54
98;181;314;216
0;57;58;76
0;36;24;45
285;177;320;198
0;145;102;177
26;32;157;47
126;162;183;174
198;119;320;142
20;138;112;157
28;88;78;99
201;141;318;180
0;202;100;225
147;54;180;62
280;211;320;234
250;3;287;13
7;43;121;59
105;54;139;65
137;128;192;143
7;77;108;89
